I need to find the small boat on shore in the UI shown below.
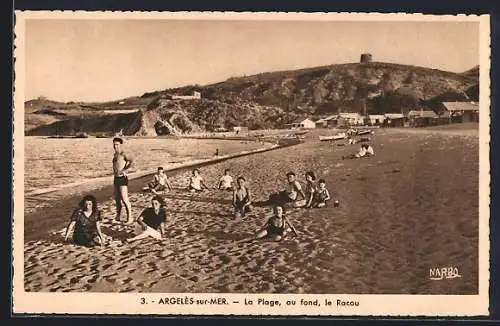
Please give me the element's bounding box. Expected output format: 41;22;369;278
357;129;375;136
319;133;346;141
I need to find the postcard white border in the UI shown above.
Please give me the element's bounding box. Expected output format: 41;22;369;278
12;11;491;316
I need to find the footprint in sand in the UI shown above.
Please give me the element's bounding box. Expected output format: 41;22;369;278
227;283;245;292
218;254;232;264
118;277;134;285
145;280;158;288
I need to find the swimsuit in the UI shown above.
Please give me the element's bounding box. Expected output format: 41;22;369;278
234;188;251;214
149;174;168;191
113;151;129;186
314;188;329;204
220;175;233;190
266;217;286;236
114;175;129;186
189;175;203;191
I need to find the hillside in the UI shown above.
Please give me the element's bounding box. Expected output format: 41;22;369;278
141;61;478;117
26;61;479;136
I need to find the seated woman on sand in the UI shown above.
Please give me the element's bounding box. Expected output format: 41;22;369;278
342;143;375;160
256;205;297;241
188;168;209;192
64;195;106;247
268;172;307;208
126;195;167;243
233;176;252;218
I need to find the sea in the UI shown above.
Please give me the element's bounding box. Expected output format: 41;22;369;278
24;137;265;195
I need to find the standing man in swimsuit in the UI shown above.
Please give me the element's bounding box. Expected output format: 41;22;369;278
112;137;134;224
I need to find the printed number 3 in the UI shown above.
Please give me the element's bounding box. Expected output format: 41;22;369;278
141;297;146;304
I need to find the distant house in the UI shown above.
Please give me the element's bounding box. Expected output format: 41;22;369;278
440;101;479;123
315;118;328;128
171;91;202;100
118;101;125;105
315;115;338;128
367;114;385;126
383;113;405;127
337;113;364;127
285;118;316;129
408;110;439;127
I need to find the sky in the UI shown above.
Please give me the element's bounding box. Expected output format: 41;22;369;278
25;19;480;102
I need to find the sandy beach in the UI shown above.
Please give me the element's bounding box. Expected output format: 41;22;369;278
23;126;479;294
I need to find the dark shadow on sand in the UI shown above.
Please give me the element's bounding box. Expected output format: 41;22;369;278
101;226;131;241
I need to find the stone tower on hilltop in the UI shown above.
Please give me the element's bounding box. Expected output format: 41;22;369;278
360;53;373;63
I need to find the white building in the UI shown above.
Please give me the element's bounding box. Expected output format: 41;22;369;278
285;118;316;129
172;91;202;100
367;114;385;125
337;113;364;127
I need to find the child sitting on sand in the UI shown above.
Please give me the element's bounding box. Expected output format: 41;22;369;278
218;169;234;191
233;176;252;218
311;179;331;208
188;169;209;192
342;143;375;160
304;171;317;208
64;195;106;247
148;166;172;194
256;205;297;241
126;195;167;242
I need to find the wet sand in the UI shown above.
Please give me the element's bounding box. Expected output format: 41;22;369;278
23;127;479;294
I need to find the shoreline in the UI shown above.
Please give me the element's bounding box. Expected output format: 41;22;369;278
24;137;302;242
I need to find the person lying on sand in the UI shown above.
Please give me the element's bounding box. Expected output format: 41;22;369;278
148;166;172;194
304;171;317;208
218;168;234;191
188;169;209;192
233;176;252;218
311;179;331;208
268;172;307;208
342;143;375;160
64;195;106;247
256;206;297;241
126;195;166;242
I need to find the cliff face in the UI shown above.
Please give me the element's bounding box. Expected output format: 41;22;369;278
25;61;479;135
26;112;140;136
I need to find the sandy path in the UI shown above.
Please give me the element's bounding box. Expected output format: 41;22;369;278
24;128;479;294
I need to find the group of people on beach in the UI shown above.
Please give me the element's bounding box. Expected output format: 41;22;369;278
64;136;339;247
